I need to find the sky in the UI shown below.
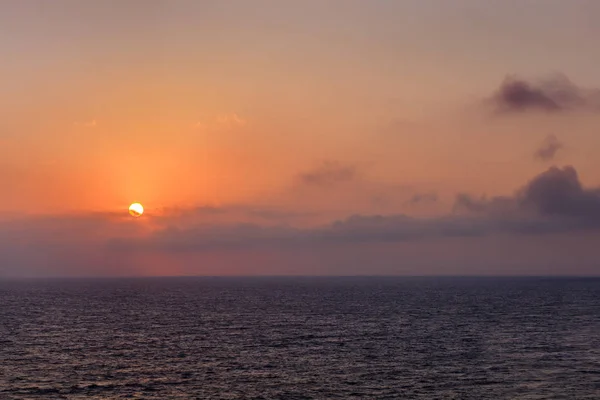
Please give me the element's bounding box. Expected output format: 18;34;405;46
2;0;600;277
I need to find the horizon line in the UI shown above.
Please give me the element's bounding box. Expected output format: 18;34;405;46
2;274;599;280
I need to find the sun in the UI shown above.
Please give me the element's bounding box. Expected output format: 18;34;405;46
128;202;144;217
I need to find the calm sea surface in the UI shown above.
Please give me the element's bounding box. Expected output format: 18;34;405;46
1;277;599;399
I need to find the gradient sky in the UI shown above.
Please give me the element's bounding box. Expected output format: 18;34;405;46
2;0;600;277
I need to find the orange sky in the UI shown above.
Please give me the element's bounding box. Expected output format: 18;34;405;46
2;1;600;276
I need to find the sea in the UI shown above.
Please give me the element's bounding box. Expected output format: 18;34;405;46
1;277;599;399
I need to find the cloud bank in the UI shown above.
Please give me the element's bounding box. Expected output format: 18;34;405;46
2;166;600;276
108;166;600;254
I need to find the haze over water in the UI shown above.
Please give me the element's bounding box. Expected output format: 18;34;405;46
2;277;599;399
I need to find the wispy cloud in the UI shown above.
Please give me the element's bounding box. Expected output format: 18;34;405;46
535;134;564;162
298;161;357;187
407;193;438;205
194;113;247;131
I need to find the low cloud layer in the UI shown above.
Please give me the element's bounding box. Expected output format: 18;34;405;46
535;134;563;161
2;166;600;276
489;74;600;114
104;166;600;253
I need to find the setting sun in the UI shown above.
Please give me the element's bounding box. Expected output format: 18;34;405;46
128;203;144;217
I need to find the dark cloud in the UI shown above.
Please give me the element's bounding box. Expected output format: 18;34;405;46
518;166;600;221
299;161;356;187
494;78;562;112
457;166;600;223
489;74;600;114
535;134;563;161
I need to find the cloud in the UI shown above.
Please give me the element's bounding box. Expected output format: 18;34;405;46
488;74;600;114
408;192;438;205
0;211;145;277
3;166;600;276
518;166;600;220
215;113;246;127
194;113;247;131
456;166;600;222
535;134;564;161
149;204;317;228
107;166;600;254
299;161;357;187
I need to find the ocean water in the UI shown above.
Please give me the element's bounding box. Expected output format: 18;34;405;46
1;277;599;399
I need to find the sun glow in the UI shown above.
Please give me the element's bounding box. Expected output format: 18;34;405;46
128;202;144;217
